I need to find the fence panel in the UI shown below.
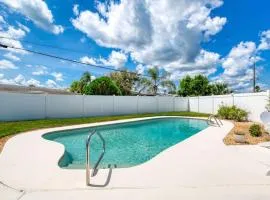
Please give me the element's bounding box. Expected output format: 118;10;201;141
157;97;174;112
137;96;158;113
233;93;267;122
198;96;213;114
46;94;83;118
0;92;45;121
114;96;138;115
174;97;189;112
189;97;199;112
83;95;114;117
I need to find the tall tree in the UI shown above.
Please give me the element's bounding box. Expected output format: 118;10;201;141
70;72;92;94
84;76;122;95
70;81;80;93
137;67;175;95
178;75;231;96
109;70;139;95
178;75;193;97
210;83;231;95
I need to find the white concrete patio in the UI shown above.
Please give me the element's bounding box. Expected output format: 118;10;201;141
1;117;270;200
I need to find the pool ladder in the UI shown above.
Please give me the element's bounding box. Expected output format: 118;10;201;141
86;130;116;187
207;115;223;127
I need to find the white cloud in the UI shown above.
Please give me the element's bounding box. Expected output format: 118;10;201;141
14;74;25;84
3;52;20;61
80;56;97;65
0;0;64;34
31;65;48;76
136;64;145;74
216;41;262;92
73;4;79;16
258;30;270;51
184;5;227;38
222;42;257;77
0;25;28;54
46;79;58;88
32;69;47;76
0;74;42;86
0;74;62;88
213;29;270;91
72;0;226;73
26;78;41;86
0;59;17;69
17;22;30;33
101;51;127;69
164;49;220;80
1;25;26;38
80;51;127;69
0;15;6;24
51;72;64;81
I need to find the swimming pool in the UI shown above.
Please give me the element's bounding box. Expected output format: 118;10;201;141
43;117;208;169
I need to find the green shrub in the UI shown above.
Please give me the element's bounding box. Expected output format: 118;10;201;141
249;124;262;137
217;105;248;122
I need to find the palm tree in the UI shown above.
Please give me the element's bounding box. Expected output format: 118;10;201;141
79;72;92;93
137;67;176;95
70;72;92;94
80;72;91;85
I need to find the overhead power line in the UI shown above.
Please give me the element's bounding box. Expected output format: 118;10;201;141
0;36;92;54
0;43;151;78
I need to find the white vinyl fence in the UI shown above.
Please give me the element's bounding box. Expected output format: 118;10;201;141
189;91;270;122
0;92;188;121
0;91;269;122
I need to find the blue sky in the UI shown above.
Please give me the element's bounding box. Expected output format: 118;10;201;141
0;0;269;92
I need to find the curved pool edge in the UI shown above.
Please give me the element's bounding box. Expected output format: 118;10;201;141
0;116;234;190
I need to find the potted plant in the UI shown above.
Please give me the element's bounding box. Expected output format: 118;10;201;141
260;94;270;133
234;131;245;143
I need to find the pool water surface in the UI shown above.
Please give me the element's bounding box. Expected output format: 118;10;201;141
43;118;208;169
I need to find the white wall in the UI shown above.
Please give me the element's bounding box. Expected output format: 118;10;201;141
0;92;188;121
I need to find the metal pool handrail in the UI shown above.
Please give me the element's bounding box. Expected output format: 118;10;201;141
86;130;106;186
207;115;223;127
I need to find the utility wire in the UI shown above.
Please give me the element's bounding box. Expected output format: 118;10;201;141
0;36;92;54
0;43;151;78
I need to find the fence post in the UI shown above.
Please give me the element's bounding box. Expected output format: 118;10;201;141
44;93;48;119
156;96;159;113
188;96;190;112
212;95;214;114
173;96;176;112
197;96;200;113
113;95;115;115
82;94;85;117
137;95;139;114
232;93;235;106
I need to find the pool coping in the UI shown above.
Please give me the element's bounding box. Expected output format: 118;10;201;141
3;115;269;192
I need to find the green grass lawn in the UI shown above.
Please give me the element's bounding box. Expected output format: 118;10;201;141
0;112;209;138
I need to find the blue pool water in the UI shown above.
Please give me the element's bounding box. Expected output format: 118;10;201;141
43;118;208;169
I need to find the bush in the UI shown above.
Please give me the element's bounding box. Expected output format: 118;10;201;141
217;105;248;122
249;124;262;137
84;77;122;95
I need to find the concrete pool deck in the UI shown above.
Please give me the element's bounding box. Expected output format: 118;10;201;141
0;116;270;199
